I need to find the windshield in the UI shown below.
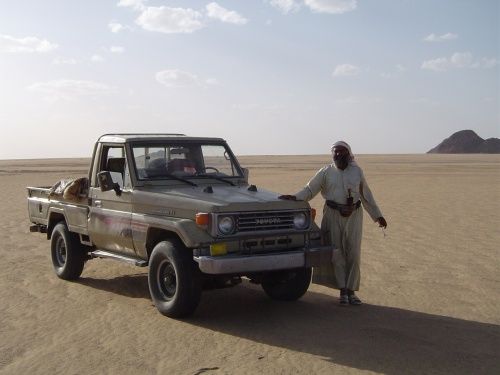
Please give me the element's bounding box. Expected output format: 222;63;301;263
131;142;243;181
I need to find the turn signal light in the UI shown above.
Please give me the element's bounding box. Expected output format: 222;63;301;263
311;208;317;221
196;213;209;226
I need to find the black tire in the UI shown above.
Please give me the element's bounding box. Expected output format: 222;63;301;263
262;267;312;301
148;240;202;318
50;222;85;280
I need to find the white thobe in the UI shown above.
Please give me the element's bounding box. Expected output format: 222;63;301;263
294;163;383;290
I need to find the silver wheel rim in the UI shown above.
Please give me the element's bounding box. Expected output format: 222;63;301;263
157;259;177;300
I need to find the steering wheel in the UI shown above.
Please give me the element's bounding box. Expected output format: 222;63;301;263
204;167;220;173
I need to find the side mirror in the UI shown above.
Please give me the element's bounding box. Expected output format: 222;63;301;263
97;171;122;196
242;167;249;183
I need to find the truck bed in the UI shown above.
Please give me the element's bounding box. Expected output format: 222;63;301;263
27;185;89;235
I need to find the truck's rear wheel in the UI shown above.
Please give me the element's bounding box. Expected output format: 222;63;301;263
148;240;202;318
262;267;312;301
50;222;85;280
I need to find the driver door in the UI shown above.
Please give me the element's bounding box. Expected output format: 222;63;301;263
88;145;135;255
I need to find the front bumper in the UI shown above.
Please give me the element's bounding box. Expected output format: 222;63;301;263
193;246;333;275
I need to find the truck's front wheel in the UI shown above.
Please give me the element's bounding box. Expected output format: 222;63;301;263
50;222;85;280
262;267;312;301
148;240;202;318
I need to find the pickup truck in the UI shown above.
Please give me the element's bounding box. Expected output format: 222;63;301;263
28;134;333;317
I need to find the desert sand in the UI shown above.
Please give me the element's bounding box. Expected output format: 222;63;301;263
0;154;499;375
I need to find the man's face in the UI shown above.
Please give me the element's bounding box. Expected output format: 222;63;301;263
333;146;349;169
333;146;349;159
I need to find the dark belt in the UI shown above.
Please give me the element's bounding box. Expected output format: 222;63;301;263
326;200;361;217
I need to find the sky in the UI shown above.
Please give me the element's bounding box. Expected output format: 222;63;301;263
0;0;498;159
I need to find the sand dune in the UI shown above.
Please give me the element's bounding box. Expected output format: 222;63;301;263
1;154;499;374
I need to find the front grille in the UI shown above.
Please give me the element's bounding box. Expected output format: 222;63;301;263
236;211;302;233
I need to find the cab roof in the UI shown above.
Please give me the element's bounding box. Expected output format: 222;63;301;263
98;134;226;144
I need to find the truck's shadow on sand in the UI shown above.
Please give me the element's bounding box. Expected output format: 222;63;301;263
79;276;499;375
79;274;150;299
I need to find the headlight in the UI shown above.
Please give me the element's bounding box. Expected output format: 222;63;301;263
293;212;308;229
218;216;235;235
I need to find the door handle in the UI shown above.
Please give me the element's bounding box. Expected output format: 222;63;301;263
94;200;102;208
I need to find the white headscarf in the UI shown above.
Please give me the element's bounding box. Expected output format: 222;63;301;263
331;141;357;166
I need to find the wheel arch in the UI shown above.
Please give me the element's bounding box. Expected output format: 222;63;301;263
47;211;67;240
145;228;185;260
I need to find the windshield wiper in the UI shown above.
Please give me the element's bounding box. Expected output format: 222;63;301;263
160;173;198;186
195;173;236;186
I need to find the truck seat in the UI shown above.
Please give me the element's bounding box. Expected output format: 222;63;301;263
167;159;197;175
146;158;168;178
107;157;125;176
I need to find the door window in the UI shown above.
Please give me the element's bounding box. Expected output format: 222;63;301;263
100;146;129;188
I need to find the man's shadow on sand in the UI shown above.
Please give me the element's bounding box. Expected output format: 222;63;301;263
79;275;499;375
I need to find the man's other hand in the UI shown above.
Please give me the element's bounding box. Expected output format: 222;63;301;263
376;217;387;228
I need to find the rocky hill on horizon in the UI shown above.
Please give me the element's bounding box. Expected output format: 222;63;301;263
427;130;500;154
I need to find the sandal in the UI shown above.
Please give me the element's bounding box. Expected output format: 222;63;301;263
348;294;362;305
339;294;349;305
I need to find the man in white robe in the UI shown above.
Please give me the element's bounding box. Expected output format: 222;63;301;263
279;141;387;305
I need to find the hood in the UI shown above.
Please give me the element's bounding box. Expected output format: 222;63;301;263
133;183;310;218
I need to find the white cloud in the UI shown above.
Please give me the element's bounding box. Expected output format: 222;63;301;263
110;46;125;53
381;64;407;78
155;70;218;88
117;0;145;11
109;22;125;33
205;77;220;86
450;52;473;68
136;6;204;34
423;32;458;42
28;79;115;100
52;57;77;65
477;57;499;69
269;0;301;14
304;0;357;14
156;69;201;88
108;21;133;33
0;34;58;53
122;2;248;33
422;52;498;72
206;2;247;25
396;64;406;72
91;54;105;63
332;63;360;77
421;57;449;72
